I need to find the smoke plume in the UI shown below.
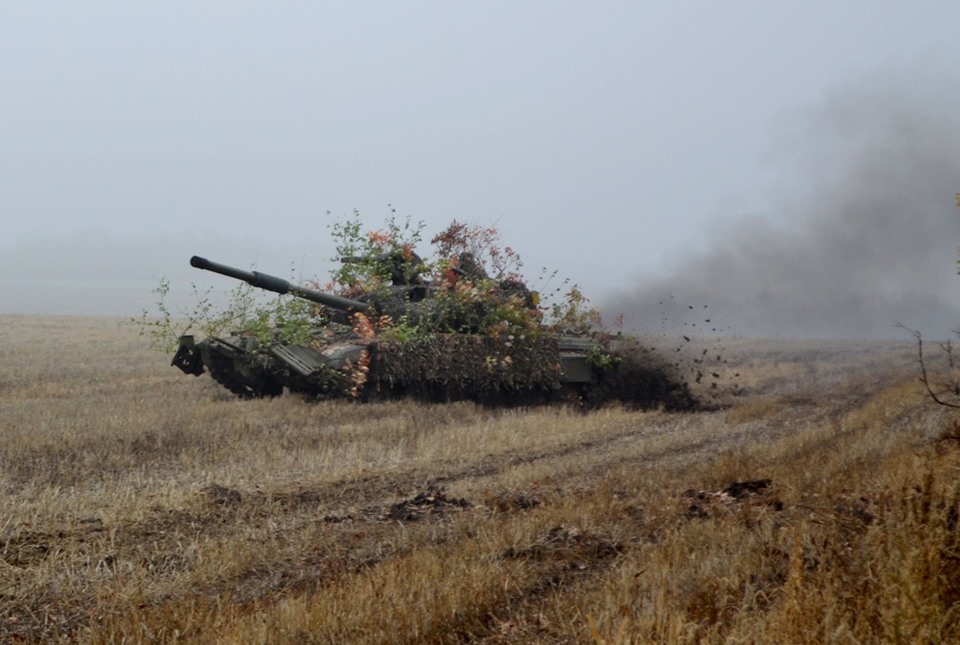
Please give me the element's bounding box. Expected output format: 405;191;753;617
615;69;960;340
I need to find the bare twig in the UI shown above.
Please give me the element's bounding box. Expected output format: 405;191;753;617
896;323;960;409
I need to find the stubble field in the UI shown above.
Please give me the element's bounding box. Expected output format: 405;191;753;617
1;315;959;643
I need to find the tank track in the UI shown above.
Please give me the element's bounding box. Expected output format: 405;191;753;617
206;358;283;399
208;364;260;399
201;337;284;399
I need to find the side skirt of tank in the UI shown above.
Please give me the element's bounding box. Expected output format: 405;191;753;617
556;335;602;384
268;341;372;396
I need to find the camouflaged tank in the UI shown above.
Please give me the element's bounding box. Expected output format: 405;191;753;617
171;254;607;404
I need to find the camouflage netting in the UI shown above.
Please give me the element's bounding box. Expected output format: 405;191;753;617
367;334;565;402
361;334;699;410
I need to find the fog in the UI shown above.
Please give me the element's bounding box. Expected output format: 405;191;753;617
1;3;958;340
613;71;960;340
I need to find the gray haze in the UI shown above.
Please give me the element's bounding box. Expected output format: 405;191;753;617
615;71;960;340
2;2;958;340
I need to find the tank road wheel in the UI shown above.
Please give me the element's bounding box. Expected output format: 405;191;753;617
206;360;283;399
199;337;284;399
208;365;283;398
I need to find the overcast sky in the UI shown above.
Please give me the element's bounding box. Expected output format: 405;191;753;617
2;2;959;339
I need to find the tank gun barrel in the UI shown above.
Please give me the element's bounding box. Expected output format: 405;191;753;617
189;256;370;314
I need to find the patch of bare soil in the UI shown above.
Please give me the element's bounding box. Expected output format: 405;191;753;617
682;479;783;519
503;525;624;568
383;487;471;522
486;491;543;513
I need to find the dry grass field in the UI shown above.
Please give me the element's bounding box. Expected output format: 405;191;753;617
2;315;959;643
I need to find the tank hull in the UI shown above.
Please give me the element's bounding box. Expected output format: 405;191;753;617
173;331;603;403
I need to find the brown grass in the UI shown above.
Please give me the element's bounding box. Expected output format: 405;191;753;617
1;315;958;643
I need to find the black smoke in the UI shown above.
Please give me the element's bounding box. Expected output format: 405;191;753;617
614;69;960;340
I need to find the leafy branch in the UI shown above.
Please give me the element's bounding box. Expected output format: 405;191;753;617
138;209;609;354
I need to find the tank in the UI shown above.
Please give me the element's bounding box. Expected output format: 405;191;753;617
170;253;680;406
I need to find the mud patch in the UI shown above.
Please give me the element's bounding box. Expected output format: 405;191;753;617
682;479;782;519
486;490;542;513
383;488;471;522
722;479;772;499
503;525;624;566
1;530;53;568
1;519;107;568
203;483;242;506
